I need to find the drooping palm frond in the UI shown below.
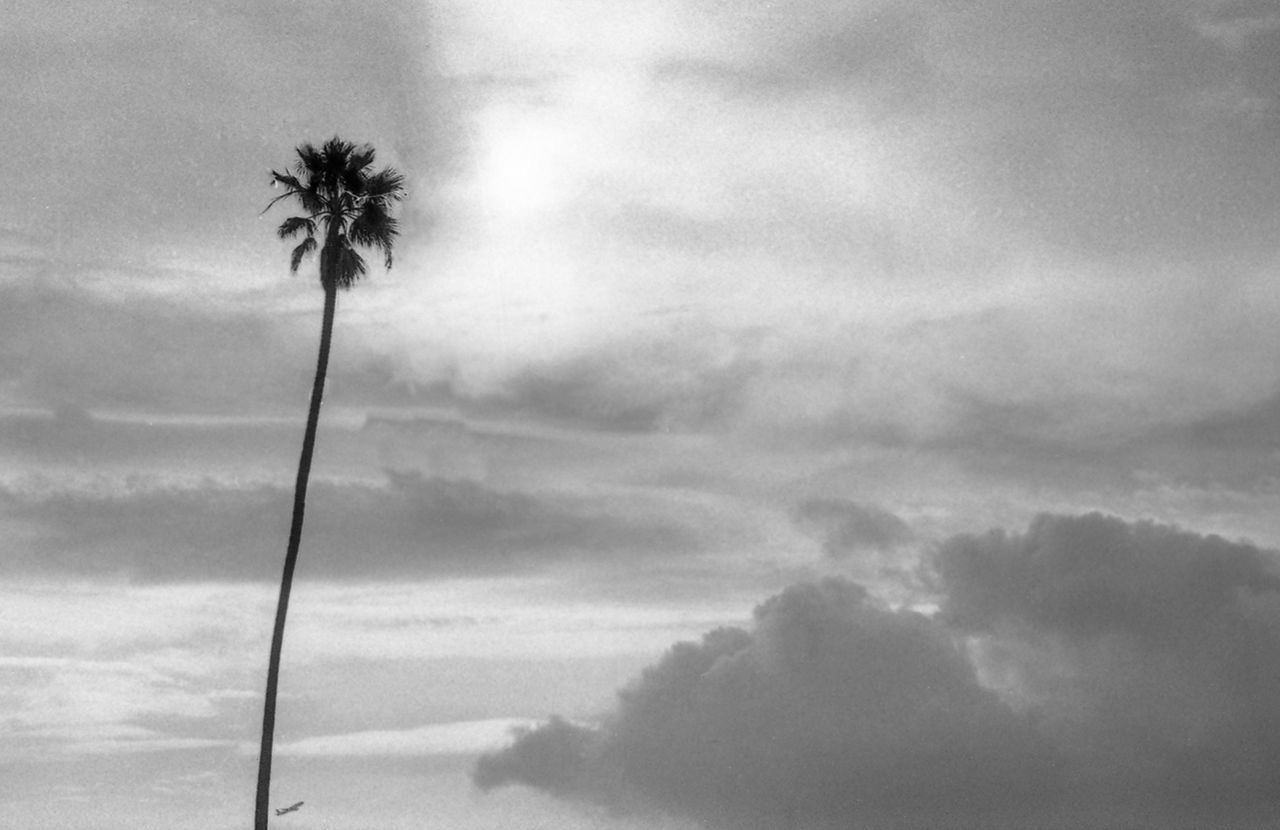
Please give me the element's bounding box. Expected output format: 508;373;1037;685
271;171;302;191
277;216;316;240
350;166;405;269
290;236;318;273
349;202;399;269
264;170;324;217
332;244;367;289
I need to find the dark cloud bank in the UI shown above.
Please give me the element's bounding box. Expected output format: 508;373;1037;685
476;512;1280;829
0;470;699;581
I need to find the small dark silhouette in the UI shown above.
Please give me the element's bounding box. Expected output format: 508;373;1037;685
253;138;405;830
275;801;304;816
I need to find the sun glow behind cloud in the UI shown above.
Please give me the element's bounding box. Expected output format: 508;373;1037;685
474;112;567;219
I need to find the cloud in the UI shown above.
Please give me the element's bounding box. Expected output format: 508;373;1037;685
651;3;934;111
0;652;249;762
936;512;1280;641
275;718;538;758
0;469;706;581
0;578;738;770
0;408;302;479
730;283;1280;486
479;325;760;434
0;279;301;413
473;716;605;798
792;498;913;558
476;578;1058;828
477;513;1280;826
935;513;1280;806
49;729;233;758
8;0;1274;482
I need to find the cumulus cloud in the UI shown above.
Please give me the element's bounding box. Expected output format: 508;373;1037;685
477;513;1280;827
476;578;1058;828
936;513;1280;807
937;512;1280;641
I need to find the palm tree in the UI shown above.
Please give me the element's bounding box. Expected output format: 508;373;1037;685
255;137;405;830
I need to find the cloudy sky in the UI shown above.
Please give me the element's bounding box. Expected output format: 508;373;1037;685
3;1;1280;828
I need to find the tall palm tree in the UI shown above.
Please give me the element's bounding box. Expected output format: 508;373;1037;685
255;137;405;830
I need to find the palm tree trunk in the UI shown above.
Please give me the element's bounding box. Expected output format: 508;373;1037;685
254;282;337;830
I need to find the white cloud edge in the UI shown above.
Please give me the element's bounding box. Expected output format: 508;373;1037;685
270;717;543;758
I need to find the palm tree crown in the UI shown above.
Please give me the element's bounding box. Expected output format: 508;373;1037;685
265;137;406;290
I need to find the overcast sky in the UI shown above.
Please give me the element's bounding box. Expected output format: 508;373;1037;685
3;1;1280;828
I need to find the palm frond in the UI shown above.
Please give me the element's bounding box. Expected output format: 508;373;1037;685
342;145;378;194
348;144;376;172
349;205;399;269
333;242;367;289
297;182;326;216
348;200;393;239
277;216;316;240
261;171;304;215
338;191;357;218
363;167;407;203
271;171;302;191
261;186;323;218
263;163;327;216
294;142;323;178
289;236;318;273
322;136;355;159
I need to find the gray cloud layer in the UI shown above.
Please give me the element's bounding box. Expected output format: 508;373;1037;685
0;469;702;582
476;513;1280;828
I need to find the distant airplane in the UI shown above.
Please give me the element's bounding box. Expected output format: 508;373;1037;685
275;801;304;816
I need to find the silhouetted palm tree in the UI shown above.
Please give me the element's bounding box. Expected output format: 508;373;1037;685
255;137;405;830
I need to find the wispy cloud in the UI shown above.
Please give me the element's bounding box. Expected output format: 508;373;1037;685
276;718;539;758
0;468;721;582
0;579;743;769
